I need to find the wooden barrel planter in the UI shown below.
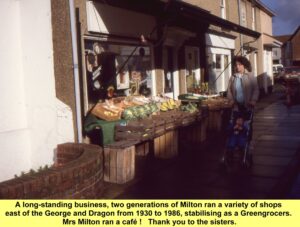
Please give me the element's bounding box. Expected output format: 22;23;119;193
104;140;137;184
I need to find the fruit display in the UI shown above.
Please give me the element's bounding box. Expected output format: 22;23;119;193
178;94;205;101
91;103;122;121
122;108;137;121
160;99;180;111
136;106;148;119
143;103;152;115
91;95;184;121
180;102;198;113
150;102;160;113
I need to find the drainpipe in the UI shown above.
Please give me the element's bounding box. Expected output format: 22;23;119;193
237;0;243;55
69;0;83;143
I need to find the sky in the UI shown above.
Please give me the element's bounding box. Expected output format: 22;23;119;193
260;0;300;36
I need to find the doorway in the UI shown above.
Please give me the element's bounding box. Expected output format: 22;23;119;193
185;46;200;93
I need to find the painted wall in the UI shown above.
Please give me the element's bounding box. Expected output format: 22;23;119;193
86;1;156;38
0;0;74;182
184;0;221;17
260;10;273;36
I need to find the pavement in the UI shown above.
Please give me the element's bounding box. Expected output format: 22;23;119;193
100;86;300;199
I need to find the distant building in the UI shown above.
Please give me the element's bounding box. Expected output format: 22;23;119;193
272;47;282;65
279;26;300;66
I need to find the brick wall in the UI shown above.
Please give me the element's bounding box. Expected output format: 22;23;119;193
0;143;104;199
292;31;300;61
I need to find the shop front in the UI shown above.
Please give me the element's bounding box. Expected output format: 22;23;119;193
206;32;235;94
84;1;157;111
76;0;261;185
161;27;198;99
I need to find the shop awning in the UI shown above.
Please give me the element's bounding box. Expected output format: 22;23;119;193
262;34;282;48
94;0;261;39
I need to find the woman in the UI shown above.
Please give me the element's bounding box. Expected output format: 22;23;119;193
227;56;259;111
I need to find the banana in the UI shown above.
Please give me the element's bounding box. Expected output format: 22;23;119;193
160;106;168;111
162;102;169;109
169;99;175;106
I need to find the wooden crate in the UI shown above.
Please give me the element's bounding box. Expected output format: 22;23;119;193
91;103;122;121
115;119;154;142
152;114;176;131
208;109;223;132
135;141;150;156
179;120;204;145
201;105;209;118
154;130;178;159
152;119;165;137
189;122;202;144
181;112;197;127
104;140;136;184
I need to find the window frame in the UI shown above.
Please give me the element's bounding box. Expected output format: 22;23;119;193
220;0;226;19
251;6;256;30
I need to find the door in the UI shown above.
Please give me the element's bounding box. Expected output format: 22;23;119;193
163;46;174;98
207;47;232;93
185;46;200;93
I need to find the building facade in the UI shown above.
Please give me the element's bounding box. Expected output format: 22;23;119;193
186;0;279;94
0;0;263;182
272;47;282;65
279;26;300;66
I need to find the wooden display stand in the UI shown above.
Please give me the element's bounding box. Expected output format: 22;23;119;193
200;115;208;142
154;130;178;159
135;141;150;156
115;119;154;142
104;141;136;184
208;108;223;132
188;122;202;144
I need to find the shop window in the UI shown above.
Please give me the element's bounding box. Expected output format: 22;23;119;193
251;6;256;30
185;47;200;93
84;40;152;104
207;53;215;70
216;54;222;69
163;47;174;94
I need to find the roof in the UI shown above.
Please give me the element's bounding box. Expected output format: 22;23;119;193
96;0;261;38
288;26;300;42
277;26;300;46
253;0;276;17
174;0;260;38
275;35;292;43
